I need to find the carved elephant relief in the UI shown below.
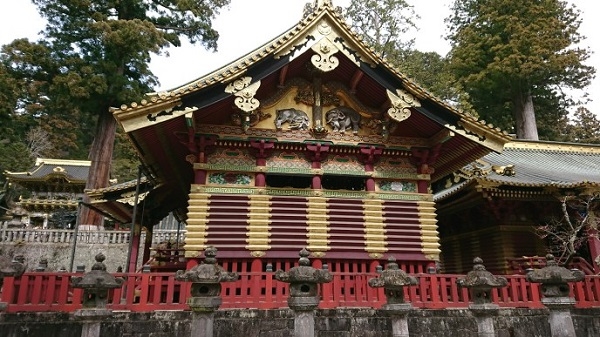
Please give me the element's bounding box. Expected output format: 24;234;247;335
274;108;310;130
325;106;361;134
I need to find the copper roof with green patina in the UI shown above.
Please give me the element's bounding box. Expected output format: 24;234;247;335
435;140;600;201
4;158;90;184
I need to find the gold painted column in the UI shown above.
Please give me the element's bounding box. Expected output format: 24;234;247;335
417;200;440;263
363;199;386;258
306;196;330;256
246;194;271;257
185;187;210;259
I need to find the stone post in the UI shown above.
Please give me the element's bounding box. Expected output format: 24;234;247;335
274;248;332;337
175;246;239;337
457;257;508;337
71;253;125;337
368;257;419;337
0;255;26;311
527;254;585;337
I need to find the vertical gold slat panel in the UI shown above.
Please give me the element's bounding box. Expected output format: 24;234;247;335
185;187;210;258
246;194;272;256
418;200;440;261
363;199;387;258
306;196;330;256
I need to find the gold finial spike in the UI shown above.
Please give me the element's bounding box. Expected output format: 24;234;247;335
304;0;334;17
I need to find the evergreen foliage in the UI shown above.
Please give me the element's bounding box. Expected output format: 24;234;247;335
562;107;600;144
0;0;230;226
446;0;595;139
344;0;417;59
344;1;469;113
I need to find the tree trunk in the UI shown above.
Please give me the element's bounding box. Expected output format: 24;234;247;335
513;90;539;140
78;110;117;230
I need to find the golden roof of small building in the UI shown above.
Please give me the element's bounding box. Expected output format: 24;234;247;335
4;158;91;184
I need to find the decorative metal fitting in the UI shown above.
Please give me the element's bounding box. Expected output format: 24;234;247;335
71;253;124;309
457;257;507;305
368;257;418;305
526;254;584;298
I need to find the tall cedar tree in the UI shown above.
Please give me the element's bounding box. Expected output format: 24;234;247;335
344;0;417;59
344;1;463;109
446;0;594;140
1;0;229;228
563;107;600;144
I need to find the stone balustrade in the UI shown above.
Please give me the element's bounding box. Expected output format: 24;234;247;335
0;228;185;245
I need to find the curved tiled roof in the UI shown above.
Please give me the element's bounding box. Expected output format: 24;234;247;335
111;2;375;114
109;0;507;146
479;147;600;188
442;140;600;193
4;158;90;183
85;176;149;196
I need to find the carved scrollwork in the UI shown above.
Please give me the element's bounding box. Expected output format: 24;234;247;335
386;89;421;123
225;77;261;112
311;39;339;72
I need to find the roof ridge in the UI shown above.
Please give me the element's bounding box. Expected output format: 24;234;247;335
505;141;600;154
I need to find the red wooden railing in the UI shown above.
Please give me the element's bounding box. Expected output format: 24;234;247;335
1;272;599;313
507;256;597;275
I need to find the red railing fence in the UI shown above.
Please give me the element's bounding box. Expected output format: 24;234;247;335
1;272;599;313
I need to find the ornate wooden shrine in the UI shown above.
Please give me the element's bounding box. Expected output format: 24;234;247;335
3;158;90;228
435;140;600;274
105;1;510;271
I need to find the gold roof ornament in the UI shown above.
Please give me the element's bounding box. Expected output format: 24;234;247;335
311;36;340;71
386;88;421;123
224;76;261;113
303;0;338;18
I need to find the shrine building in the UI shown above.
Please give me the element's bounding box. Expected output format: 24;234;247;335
3;158;90;228
435;140;600;275
96;1;512;273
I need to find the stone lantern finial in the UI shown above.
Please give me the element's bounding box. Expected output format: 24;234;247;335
1;254;26;311
368;257;418;337
0;254;26;285
368;257;418;307
526;255;585;337
71;253;124;310
175;246;239;312
526;254;584;298
274;248;332;311
457;257;508;306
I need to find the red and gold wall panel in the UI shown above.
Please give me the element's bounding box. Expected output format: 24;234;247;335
186;185;439;263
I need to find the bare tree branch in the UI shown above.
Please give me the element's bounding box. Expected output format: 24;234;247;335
536;193;599;265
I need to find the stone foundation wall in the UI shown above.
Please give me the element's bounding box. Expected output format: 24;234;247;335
0;241;140;272
1;308;599;337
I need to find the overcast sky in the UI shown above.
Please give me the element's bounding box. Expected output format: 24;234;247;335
1;0;598;115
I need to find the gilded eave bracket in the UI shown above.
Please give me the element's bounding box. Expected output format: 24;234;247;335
225;76;261;113
225;76;262;132
386;88;421;123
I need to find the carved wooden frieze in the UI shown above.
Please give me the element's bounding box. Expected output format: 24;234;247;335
274;108;310;130
324;106;361;134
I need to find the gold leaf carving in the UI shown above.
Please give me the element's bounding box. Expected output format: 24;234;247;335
225;77;261;112
386;88;421;123
311;39;339;72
